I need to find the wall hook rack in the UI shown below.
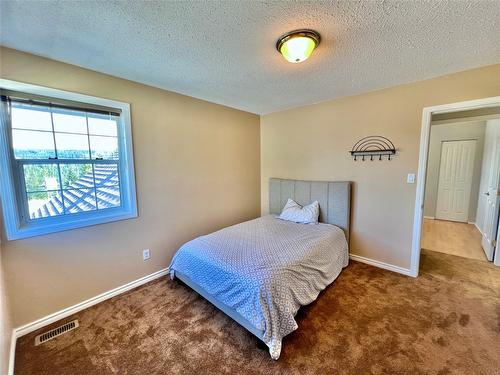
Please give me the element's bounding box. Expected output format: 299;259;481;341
350;136;396;161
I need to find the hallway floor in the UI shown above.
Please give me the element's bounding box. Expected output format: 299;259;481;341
421;218;487;261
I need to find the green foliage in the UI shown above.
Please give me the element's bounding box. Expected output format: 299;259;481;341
61;164;92;188
23;164;58;195
20;149;94;199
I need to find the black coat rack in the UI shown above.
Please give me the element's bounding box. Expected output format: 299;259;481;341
350;136;396;161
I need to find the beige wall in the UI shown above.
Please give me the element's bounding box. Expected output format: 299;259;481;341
261;63;500;269
1;46;499;329
1;244;12;375
0;47;261;326
424;121;486;221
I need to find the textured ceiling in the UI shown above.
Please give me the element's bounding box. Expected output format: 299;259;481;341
1;1;499;114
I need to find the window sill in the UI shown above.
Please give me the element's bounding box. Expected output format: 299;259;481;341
6;207;138;241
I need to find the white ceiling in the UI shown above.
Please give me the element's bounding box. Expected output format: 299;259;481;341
1;1;499;114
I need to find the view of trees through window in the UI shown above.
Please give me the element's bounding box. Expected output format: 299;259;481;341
10;101;122;219
24;163;92;198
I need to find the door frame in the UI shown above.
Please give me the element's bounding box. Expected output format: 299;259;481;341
496;217;500;266
410;95;500;277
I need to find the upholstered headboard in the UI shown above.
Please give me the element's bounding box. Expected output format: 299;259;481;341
269;178;351;241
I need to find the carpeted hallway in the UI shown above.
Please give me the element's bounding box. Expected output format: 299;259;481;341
14;249;500;375
421;218;487;261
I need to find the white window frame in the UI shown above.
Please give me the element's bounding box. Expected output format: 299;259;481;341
0;79;137;240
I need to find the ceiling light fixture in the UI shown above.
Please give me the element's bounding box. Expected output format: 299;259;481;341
276;29;321;63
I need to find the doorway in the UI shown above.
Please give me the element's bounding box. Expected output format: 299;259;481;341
410;97;500;276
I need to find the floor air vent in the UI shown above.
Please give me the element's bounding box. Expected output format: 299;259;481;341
35;320;79;346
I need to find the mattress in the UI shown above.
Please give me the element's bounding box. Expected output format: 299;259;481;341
168;215;349;359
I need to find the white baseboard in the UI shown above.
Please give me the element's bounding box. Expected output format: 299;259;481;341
349;254;414;277
423;216;435;220
474;222;483;235
9;268;168;374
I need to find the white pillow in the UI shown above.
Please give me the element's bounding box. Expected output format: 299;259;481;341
278;198;319;224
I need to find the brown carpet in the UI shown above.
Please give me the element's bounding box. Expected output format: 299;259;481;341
15;249;500;374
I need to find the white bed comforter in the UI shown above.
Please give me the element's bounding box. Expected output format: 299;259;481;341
168;215;348;359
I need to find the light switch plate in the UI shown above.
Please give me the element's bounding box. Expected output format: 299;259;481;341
407;173;416;184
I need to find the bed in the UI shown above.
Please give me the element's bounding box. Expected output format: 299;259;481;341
168;178;351;359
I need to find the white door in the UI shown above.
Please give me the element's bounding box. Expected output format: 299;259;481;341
477;120;500;261
435;140;476;222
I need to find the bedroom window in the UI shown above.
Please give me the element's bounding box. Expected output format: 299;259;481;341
0;79;137;240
